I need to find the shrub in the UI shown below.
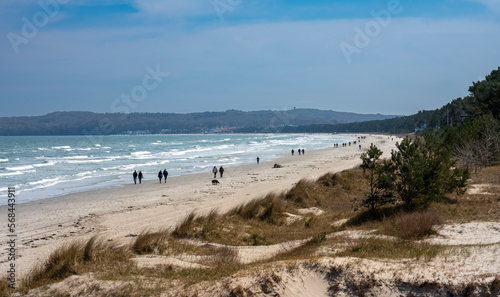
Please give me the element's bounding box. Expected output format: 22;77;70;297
383;210;443;240
359;144;394;210
390;136;469;210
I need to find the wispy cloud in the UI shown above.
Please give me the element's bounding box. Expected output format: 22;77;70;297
470;0;500;13
0;1;499;116
132;0;213;17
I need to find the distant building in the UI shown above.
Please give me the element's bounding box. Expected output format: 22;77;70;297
208;126;237;134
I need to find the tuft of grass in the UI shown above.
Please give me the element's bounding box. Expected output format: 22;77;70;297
229;194;285;225
200;209;219;238
210;246;239;266
306;232;327;245
22;236;132;291
0;277;11;296
229;198;261;220
285;179;322;207
382;210;443;240
131;229;170;255
172;211;197;238
347;206;402;226
338;237;442;261
23;241;81;288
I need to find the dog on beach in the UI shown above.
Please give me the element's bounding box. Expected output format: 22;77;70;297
212;179;220;185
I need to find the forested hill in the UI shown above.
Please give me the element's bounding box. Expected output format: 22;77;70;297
280;67;500;134
279;97;476;134
0;108;398;136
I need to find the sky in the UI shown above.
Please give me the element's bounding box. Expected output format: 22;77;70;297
0;0;499;117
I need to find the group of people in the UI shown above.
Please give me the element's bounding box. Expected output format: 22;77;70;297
291;148;305;156
132;170;143;184
132;139;367;184
333;138;362;150
212;166;224;178
132;137;371;185
157;169;169;183
132;169;169;184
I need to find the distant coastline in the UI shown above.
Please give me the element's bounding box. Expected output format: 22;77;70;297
0;108;399;136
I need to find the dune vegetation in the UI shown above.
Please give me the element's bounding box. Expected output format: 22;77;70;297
1;159;499;296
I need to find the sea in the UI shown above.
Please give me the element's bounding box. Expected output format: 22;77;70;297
0;134;355;205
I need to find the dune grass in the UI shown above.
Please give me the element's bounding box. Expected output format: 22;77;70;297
382;210;443;240
0;278;10;297
21;236;133;292
132;229;170;255
18;164;500;295
168;169;367;247
338;237;443;261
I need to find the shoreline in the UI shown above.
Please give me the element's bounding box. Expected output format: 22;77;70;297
0;134;398;278
3;133;357;206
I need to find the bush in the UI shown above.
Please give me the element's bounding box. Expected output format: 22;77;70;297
383;210;443;240
359;143;394;210
390;136;469;210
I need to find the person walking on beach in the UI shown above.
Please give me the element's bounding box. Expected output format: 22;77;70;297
163;169;168;183
298;149;301;155
133;170;138;184
138;171;143;184
219;166;224;178
291;149;294;156
212;166;218;178
256;156;260;164
158;170;163;183
302;149;305;155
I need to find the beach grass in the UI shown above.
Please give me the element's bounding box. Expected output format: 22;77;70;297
132;229;170;255
381;210;443;240
15;164;500;295
21;236;133;292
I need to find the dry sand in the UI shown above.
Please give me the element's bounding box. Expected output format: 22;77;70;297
0;134;397;278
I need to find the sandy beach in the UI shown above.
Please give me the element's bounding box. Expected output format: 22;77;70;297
0;134;397;278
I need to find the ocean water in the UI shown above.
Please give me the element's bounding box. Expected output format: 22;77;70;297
0;134;354;204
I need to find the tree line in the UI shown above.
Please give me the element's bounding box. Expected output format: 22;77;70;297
356;67;500;212
0;109;397;136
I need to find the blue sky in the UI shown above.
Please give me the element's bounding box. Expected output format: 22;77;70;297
0;0;499;117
